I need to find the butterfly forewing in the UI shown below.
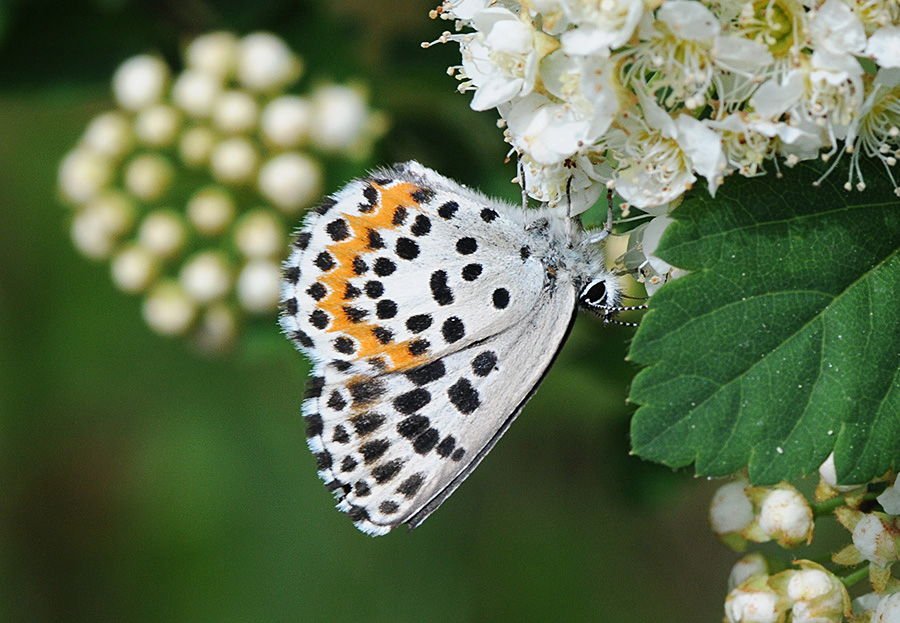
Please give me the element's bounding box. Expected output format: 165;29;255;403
280;161;594;534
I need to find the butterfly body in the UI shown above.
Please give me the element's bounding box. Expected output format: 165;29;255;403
280;161;621;535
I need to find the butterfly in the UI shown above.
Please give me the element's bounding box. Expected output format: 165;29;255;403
279;161;623;535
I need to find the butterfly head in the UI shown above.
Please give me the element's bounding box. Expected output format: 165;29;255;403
579;273;623;323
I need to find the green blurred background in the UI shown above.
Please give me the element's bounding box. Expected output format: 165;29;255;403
0;1;733;620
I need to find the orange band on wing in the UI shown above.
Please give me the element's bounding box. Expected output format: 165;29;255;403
316;181;428;371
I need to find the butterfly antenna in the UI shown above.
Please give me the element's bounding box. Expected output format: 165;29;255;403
621;293;650;301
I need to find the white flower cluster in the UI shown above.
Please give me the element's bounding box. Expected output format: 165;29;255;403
725;559;849;623
429;0;900;215
713;464;900;622
59;31;386;353
710;480;814;550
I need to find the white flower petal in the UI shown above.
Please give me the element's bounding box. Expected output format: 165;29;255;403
865;26;900;69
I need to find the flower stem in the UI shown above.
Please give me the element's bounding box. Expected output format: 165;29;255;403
840;564;869;588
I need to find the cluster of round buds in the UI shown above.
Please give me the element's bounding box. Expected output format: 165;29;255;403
428;0;900;214
710;479;814;550
725;560;849;623
58;31;387;353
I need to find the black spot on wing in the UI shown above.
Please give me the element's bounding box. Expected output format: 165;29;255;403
447;378;480;414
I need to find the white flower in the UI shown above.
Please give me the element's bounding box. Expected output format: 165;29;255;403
460;7;544;110
866;26;900;68
503;93;604;165
518;154;604;214
877;475;900;515
852;513;898;567
209;137;259;185
872;592;900;623
236;32;302;92
261;95;312;148
143;280;196;336
756;486;814;547
808;0;866;56
807;49;865;140
437;0;492;21
257;152;322;213
112;54;169;111
180;251;232;304
236;260;282;313
558;0;644;55
614;94;724;208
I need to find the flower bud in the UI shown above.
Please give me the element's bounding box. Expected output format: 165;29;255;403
310;84;369;152
112;54;169;111
111;244;158;293
257;152;322;213
236;260;281;313
212;90;258;134
711;480;754;548
58;148;114;204
171;69;222;118
179;251;232;304
210;137;258;185
178;126;216;168
143;280;196;336
134;104;181;147
233;209;285;258
260;95;312;148
124;154;173;201
185;31;238;78
754;485;814;548
193;303;237;353
187;186;235;236
138;210;187;259
81;112;134;160
236;32;302;92
784;563;848;623
728;552;769;591
725;574;787;623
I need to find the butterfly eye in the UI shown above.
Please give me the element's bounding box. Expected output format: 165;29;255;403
580;279;608;308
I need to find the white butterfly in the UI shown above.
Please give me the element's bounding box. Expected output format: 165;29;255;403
279;161;623;535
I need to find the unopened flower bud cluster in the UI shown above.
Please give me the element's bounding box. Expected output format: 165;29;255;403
712;461;900;622
431;0;900;217
59;31;386;352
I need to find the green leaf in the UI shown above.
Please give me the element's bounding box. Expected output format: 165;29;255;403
628;158;900;485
